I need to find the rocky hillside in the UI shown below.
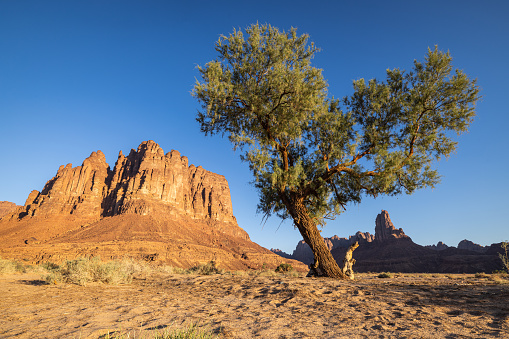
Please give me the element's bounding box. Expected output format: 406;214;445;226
274;210;504;273
0;201;18;219
0;141;305;271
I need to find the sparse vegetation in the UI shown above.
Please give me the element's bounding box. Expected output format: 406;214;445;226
377;272;392;279
187;261;224;275
0;257;307;284
102;322;220;339
0;258;26;274
275;263;293;273
44;257;148;285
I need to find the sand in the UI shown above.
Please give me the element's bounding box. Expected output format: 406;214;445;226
1;272;508;338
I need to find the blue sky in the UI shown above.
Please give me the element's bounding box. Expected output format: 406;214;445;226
1;0;508;253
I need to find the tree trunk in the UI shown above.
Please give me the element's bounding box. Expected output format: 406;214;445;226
286;196;347;279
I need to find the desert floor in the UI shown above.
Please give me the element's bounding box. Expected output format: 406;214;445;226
1;272;508;339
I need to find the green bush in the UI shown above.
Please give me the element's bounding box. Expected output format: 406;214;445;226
187;261;223;275
377;272;392;278
275;263;293;273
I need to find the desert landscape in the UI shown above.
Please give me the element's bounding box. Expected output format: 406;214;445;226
1;265;508;338
0;141;508;338
2;2;509;338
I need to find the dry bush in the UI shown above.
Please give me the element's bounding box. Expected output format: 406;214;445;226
187;261;224;275
0;258;26;274
275;263;293;273
44;257;148;286
103;322;219;339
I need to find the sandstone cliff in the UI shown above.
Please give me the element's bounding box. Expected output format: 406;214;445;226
0;141;305;271
4;141;242;238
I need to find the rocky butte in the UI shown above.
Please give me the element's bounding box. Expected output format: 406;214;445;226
0;141;304;271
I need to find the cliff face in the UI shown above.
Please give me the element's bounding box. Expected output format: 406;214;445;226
0;141;309;271
102;141;236;224
20;151;110;220
8;141;238;230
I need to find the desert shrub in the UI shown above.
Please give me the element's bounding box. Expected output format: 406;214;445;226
500;241;509;273
0;258;26;274
188;261;223;275
475;272;489;279
103;322;219;339
377;272;392;279
275;263;293;273
41;261;60;272
44;272;63;285
43;257;143;285
156;265;186;275
155;323;219;339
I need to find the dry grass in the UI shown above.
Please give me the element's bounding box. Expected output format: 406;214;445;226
0;258;26;274
43;257;149;285
101;322;220;339
1;257;303;286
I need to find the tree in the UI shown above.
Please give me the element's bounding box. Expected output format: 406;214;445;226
192;23;480;279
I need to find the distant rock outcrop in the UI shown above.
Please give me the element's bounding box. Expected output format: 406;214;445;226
270;248;293;259
457;239;487;253
273;210;503;273
0;141;305;271
425;241;449;251
272;229;375;265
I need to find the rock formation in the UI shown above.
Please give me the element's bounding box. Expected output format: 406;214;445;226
7;141;238;230
273;210;503;273
374;210;408;242
0;201;18;218
0;141;305;271
425;241;449;251
17;150;110;220
457;239;487;253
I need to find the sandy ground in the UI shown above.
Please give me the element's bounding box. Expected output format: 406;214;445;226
1;272;508;338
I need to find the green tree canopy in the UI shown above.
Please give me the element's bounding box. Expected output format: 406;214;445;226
193;23;480;278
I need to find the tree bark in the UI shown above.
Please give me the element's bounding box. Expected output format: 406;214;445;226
286;196;347;279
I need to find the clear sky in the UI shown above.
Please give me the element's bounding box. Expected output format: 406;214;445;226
1;0;508;253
